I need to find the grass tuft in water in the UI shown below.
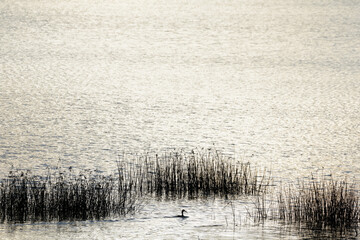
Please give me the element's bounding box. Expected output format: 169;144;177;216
0;170;137;223
277;179;359;230
117;149;270;199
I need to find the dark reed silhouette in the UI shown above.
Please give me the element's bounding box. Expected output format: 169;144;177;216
117;149;270;199
277;179;359;230
0;149;269;223
0;170;137;223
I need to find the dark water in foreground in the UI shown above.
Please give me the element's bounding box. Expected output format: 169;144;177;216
0;0;359;238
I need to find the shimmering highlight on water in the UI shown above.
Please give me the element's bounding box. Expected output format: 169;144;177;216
0;0;359;238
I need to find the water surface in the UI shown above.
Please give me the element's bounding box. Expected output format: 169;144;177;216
0;0;359;238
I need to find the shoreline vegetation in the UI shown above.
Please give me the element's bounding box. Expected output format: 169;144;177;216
0;149;358;233
0;149;269;223
249;179;360;232
277;179;360;229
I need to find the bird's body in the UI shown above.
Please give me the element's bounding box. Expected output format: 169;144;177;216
176;209;188;218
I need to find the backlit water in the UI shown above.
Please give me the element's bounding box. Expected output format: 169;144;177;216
0;0;359;238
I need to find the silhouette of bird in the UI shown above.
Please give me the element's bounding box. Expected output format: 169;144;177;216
176;209;188;218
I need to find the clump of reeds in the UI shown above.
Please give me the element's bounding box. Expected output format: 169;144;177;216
117;149;270;199
0;169;137;223
277;179;360;229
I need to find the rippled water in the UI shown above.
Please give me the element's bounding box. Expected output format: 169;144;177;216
1;0;359;238
0;197;341;240
0;196;357;239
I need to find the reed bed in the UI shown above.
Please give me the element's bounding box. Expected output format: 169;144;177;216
0;170;137;223
277;179;360;229
0;149;269;223
117;149;270;198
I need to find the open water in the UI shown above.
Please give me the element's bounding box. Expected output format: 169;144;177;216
0;0;359;238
